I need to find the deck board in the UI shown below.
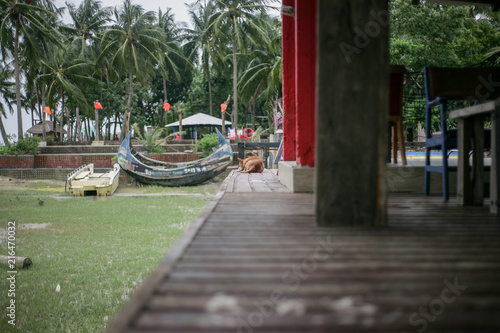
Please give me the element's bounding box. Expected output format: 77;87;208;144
107;170;500;333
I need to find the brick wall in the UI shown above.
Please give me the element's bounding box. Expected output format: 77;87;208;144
0;153;202;169
0;155;35;168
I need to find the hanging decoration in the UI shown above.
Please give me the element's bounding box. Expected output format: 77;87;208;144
163;102;171;112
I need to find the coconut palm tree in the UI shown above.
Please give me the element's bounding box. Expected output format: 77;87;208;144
62;0;112;59
207;0;277;127
155;7;186;127
37;45;94;140
0;0;62;139
99;0;169;139
239;14;282;129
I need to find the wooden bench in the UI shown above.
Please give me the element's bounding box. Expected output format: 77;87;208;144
449;99;500;214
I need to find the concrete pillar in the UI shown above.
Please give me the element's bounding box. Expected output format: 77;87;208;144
315;0;389;226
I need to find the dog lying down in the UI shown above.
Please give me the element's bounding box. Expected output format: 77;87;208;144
238;156;264;173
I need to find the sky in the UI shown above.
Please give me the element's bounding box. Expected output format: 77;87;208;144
1;0;193;144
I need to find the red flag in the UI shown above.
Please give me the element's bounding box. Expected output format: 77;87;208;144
221;104;227;112
43;107;52;115
94;101;103;109
163;102;171;112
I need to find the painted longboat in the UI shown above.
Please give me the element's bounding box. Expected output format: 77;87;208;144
117;129;233;186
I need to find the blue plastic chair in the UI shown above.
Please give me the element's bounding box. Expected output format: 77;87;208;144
424;66;500;200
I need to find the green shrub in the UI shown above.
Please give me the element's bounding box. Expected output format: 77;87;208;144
0;135;41;155
196;133;219;157
133;124;166;154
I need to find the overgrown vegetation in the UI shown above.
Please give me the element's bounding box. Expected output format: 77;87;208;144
0;135;41;155
196;132;219;157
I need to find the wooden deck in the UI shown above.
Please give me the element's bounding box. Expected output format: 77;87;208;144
107;171;500;333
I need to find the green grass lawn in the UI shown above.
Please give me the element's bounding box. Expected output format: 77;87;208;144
0;180;218;332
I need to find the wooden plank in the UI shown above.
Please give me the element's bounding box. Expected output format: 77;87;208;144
107;170;500;333
473;116;486;205
457;118;473;205
449;100;496;119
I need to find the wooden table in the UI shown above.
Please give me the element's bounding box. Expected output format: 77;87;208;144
449;99;500;214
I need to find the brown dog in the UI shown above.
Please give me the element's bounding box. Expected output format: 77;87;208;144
238;156;264;173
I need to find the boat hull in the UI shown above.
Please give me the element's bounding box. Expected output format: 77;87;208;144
117;129;233;186
67;163;120;196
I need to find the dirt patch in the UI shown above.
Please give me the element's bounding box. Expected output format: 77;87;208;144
0;222;51;244
0;177;65;191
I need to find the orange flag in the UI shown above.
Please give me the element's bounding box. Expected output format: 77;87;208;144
221;104;227;112
43;107;52;115
94;101;103;109
163;102;171;112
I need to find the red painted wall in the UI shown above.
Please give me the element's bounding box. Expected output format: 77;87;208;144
282;0;297;161
294;0;317;167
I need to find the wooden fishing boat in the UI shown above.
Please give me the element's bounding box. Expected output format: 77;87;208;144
66;163;120;196
117;129;233;186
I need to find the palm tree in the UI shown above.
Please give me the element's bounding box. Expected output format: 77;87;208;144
0;65;15;144
99;0;168;139
62;0;112;59
207;0;277;127
239;14;282;129
185;0;217;116
156;7;186;127
37;45;94;141
0;0;62;140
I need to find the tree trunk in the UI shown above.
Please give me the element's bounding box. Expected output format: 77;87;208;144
112;112;118;139
42;92;47;141
0;116;9;144
14;19;23;140
75;107;82;142
232;34;238;127
60;88;64;142
204;56;213;116
86;117;91;140
121;68;134;140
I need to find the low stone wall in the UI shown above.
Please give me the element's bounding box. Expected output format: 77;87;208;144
0;155;35;168
0;153;202;169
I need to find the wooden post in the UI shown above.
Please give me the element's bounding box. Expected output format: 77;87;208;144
457;118;473;205
282;0;296;161
295;0;316;167
221;95;231;136
221;111;226;136
315;0;389;226
0;255;32;269
94;101;100;141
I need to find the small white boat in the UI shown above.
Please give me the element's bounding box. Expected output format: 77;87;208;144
66;163;120;196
